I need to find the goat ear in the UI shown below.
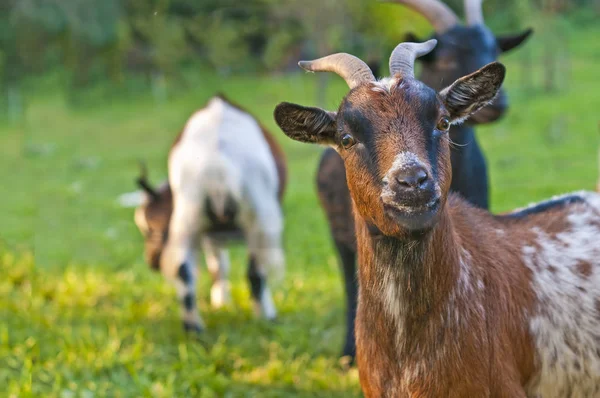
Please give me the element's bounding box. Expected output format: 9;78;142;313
496;28;533;53
274;102;338;145
136;161;159;201
440;62;506;124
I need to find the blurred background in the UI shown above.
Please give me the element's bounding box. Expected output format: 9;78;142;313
1;0;598;396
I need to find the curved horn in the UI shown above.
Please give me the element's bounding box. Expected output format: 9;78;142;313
465;0;484;26
136;160;158;200
389;39;438;78
298;53;375;89
382;0;458;34
138;160;148;180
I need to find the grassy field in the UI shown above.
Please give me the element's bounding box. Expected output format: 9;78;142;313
1;23;599;397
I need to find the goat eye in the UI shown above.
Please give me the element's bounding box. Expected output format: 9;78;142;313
341;134;356;149
437;117;451;132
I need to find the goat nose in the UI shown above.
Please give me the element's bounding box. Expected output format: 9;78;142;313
395;167;429;189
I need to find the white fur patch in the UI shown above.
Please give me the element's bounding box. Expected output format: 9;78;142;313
477;279;485;291
254;286;277;320
521;193;600;396
168;96;278;208
380;265;403;325
381;152;422;203
377;244;483;348
371;78;398;93
458;249;473;294
203;239;232;308
446;250;484;331
384;152;422;178
210;280;231;308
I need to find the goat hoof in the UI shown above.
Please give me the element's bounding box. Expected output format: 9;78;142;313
183;322;204;334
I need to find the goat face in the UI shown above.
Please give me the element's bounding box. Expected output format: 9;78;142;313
134;182;172;271
275;43;505;237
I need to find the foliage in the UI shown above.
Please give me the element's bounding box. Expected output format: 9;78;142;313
0;0;597;87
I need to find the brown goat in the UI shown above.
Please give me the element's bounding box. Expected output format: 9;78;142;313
275;41;600;396
317;0;532;360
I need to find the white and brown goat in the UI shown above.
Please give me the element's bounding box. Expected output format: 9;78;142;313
275;41;600;396
130;94;287;332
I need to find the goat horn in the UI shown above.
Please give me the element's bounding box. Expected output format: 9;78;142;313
298;53;375;89
465;0;484;26
136;160;159;200
389;39;438;78
382;0;458;34
138;160;148;180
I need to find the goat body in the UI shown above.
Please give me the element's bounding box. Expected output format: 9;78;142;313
274;38;599;396
356;192;600;396
135;94;286;332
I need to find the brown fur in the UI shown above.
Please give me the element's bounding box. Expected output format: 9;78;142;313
353;196;543;396
140;183;172;270
353;194;600;396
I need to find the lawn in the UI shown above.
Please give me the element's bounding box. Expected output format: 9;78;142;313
0;24;598;397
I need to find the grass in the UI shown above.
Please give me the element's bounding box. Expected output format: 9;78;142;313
1;23;599;397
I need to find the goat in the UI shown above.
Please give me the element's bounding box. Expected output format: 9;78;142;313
275;41;600;396
317;0;533;361
132;94;287;332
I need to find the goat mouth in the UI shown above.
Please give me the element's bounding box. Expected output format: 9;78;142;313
382;197;441;231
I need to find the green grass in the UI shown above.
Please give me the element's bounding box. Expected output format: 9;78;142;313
1;23;599;397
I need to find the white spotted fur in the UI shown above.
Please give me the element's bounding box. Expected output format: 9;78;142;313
371;78;398;93
378;190;599;394
521;191;600;396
